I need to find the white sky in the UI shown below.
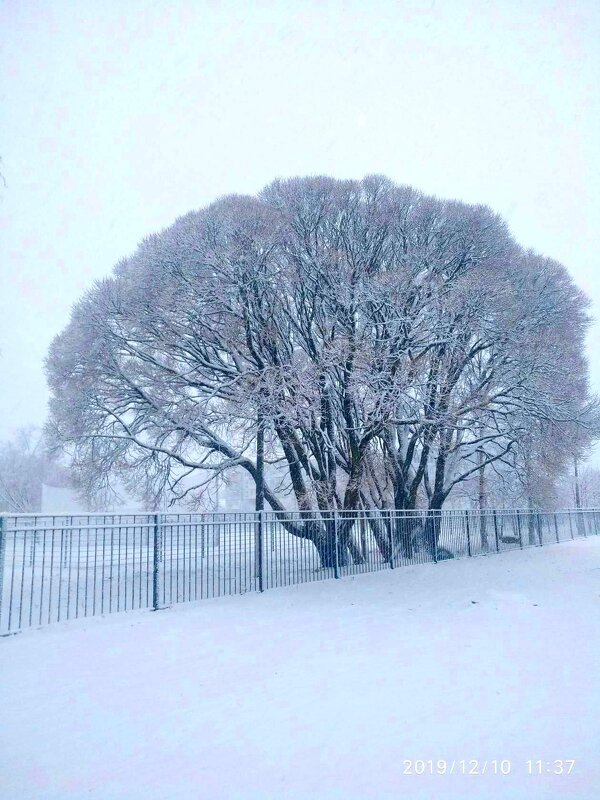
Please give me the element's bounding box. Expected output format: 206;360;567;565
1;0;599;461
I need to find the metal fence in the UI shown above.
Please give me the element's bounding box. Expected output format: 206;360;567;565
0;508;598;635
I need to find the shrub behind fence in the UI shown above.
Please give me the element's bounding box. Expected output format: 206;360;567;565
0;508;598;635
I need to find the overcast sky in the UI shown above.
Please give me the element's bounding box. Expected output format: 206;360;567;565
1;0;599;462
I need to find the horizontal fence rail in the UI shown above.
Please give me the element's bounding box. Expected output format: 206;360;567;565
0;508;598;635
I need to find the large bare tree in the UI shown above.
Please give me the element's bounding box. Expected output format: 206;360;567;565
46;175;595;564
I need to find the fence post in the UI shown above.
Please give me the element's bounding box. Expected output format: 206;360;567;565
152;513;162;610
432;512;438;563
554;513;560;543
333;510;340;579
464;511;471;557
0;516;5;629
537;512;543;546
493;510;500;552
255;411;265;591
256;510;264;592
388;510;395;569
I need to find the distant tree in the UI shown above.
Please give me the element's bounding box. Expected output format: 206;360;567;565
575;465;600;508
0;428;73;513
0;429;44;512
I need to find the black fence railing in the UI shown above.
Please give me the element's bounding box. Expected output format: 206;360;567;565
1;508;598;635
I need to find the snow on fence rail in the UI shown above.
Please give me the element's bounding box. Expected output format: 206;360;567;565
0;508;598;635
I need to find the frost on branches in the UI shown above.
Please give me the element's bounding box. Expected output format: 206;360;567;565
45;176;597;565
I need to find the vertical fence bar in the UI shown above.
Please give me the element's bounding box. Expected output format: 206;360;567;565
153;514;162;610
432;513;438;563
18;523;27;629
108;523;114;614
388;510;395;569
116;518;122;611
39;525;47;626
84;522;90;617
256;511;264;592
139;521;144;609
554;513;560;543
29;518;38;627
568;510;574;540
66;518;73;620
48;520;56;625
493;511;500;552
464;511;472;557
0;516;4;631
7;521;17;632
58;523;65;581
333;511;340;579
193;520;198;601
516;512;523;549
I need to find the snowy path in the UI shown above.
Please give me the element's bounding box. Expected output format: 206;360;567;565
1;538;599;800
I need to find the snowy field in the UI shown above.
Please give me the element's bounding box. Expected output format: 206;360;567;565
1;539;599;800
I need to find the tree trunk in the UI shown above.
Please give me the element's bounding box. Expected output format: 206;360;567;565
309;517;352;569
338;515;365;564
365;511;392;563
425;495;445;558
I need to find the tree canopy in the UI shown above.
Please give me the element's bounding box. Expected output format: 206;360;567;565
46;175;596;520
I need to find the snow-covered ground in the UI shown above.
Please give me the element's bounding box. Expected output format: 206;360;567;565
1;538;599;800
